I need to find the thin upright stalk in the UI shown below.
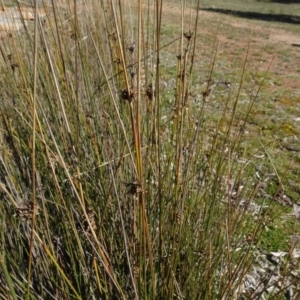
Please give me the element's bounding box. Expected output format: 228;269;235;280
155;0;163;294
26;1;39;299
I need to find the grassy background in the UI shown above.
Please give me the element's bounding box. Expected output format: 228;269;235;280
201;0;300;15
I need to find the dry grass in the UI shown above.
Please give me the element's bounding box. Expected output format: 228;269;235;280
0;0;299;299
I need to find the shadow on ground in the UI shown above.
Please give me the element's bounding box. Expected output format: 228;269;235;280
269;1;300;3
200;7;300;24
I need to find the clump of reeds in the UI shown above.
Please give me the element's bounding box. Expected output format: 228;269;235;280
0;0;297;299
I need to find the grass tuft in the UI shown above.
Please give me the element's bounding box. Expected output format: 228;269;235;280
0;0;299;299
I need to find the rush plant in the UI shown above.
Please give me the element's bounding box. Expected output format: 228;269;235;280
0;0;298;299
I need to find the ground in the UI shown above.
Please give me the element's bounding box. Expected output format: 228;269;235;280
160;1;300;91
1;2;299;92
